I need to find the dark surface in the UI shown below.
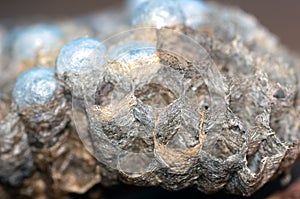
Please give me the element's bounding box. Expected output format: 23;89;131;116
68;161;300;199
0;0;300;53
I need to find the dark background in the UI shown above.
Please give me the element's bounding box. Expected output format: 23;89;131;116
0;0;299;54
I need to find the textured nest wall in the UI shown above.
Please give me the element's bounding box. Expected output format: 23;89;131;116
0;1;300;198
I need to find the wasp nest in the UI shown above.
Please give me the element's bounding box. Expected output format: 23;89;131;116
0;0;300;198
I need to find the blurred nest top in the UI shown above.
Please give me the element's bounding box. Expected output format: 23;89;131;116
0;0;300;53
